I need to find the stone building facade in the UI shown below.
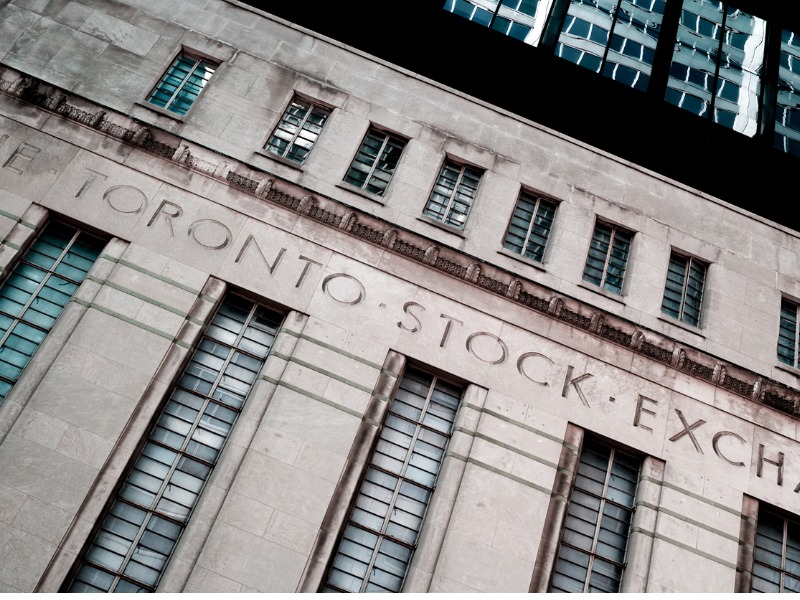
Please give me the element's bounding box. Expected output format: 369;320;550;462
0;0;799;593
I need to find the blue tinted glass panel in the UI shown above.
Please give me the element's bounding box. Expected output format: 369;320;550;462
146;54;216;116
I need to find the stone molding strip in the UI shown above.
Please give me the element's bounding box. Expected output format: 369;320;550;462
2;65;798;420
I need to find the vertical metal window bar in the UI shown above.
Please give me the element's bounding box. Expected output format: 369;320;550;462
322;367;464;593
344;129;408;196
661;252;706;326
265;97;331;164
503;191;557;262
752;509;800;592
146;54;216;116
777;299;799;367
423;159;483;229
67;296;282;593
582;222;632;295
0;222;104;404
550;440;641;593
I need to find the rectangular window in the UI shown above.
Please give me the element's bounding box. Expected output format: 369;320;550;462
556;0;665;91
423;159;482;229
582;221;633;295
752;508;800;592
502;190;557;263
146;52;217;116
778;298;800;368
344;128;407;196
775;28;800;157
66;296;282;593
322;367;464;593
664;1;765;135
660;251;707;327
0;222;104;404
549;439;640;593
443;0;554;46
265;96;331;164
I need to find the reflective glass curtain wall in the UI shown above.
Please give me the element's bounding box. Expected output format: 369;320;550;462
665;0;765;134
67;296;282;593
443;0;555;46
776;29;800;157
322;368;463;593
556;0;666;91
0;222;103;404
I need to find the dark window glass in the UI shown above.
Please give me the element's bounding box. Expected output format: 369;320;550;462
322;367;463;593
265;97;331;164
502;191;557;262
0;222;104;404
344;129;408;196
582;222;633;295
423;159;483;229
67;297;282;593
778;298;800;368
752;509;800;593
660;252;707;326
146;53;217;116
550;440;640;593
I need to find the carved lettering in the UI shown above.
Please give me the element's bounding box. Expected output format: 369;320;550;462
397;301;425;333
188;219;232;250
103;185;147;215
757;444;784;486
295;256;322;289
561;366;592;407
516;352;554;386
466;332;508;366
75;168;107;198
3;142;40;174
668;409;706;453
439;314;463;349
322;273;365;305
234;234;286;275
633;395;658;432
146;199;183;237
712;431;746;467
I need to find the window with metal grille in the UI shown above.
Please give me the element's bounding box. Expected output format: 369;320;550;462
265;96;331;164
502;190;557;263
146;52;217;116
556;0;665;91
423;159;482;229
660;251;707;326
778;298;800;368
665;1;765;135
582;221;633;295
752;508;800;592
322;367;463;593
344;128;407;196
66;296;282;593
550;439;640;593
0;221;104;405
443;0;554;46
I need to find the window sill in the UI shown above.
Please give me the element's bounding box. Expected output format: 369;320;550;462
578;281;625;305
496;248;546;272
336;182;386;206
134;101;186;123
416;215;466;238
775;362;800;379
254;150;305;171
657;314;705;338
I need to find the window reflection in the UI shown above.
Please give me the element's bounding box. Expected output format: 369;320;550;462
556;0;665;91
665;1;765;135
443;0;554;46
776;29;800;156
